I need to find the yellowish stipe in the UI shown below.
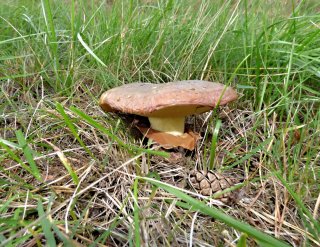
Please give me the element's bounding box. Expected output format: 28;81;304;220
148;116;185;136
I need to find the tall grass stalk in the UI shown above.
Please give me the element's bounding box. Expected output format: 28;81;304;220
41;0;61;90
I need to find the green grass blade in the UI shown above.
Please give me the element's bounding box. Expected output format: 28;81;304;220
237;233;248;247
41;0;58;54
51;224;75;246
37;200;57;247
133;178;141;246
0;195;18;214
56;102;95;159
0;72;45;81
70;0;75;40
15;130;42;182
0;146;36;188
208;119;222;170
41;0;61;89
0;138;21;149
77;33;107;67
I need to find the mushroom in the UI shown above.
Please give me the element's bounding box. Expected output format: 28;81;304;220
99;80;237;137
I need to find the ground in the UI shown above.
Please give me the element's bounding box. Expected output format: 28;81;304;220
0;0;319;246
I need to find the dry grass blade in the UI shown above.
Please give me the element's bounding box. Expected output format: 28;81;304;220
43;139;79;186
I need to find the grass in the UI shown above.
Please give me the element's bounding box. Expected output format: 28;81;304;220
0;0;319;246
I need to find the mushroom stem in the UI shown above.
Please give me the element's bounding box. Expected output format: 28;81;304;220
148;116;185;136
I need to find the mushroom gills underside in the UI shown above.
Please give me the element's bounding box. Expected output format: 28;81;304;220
148;116;185;136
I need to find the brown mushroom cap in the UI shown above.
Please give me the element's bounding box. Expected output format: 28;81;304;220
99;80;237;117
